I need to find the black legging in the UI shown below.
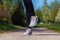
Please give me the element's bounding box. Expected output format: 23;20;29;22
23;0;35;28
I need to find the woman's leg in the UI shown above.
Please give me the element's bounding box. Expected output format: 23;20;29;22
23;0;38;35
23;0;35;28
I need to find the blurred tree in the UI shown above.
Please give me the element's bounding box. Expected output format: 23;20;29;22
55;8;60;22
50;0;59;23
35;8;42;22
12;0;26;26
0;0;26;26
42;0;51;23
0;0;12;23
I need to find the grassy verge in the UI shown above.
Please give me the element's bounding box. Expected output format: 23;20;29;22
35;23;60;32
0;23;21;33
0;22;60;33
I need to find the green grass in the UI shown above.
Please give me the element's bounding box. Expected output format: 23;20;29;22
0;23;20;33
35;23;60;32
0;22;60;33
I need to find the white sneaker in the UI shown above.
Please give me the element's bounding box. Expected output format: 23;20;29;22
23;28;32;36
29;16;38;27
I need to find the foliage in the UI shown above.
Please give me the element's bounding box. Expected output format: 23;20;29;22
35;9;42;22
0;22;20;32
55;8;60;22
11;0;26;26
42;0;51;23
0;0;26;26
50;0;59;22
0;0;14;23
35;23;60;32
35;0;60;24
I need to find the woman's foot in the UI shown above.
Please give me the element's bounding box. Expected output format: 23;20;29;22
23;28;32;36
29;16;38;27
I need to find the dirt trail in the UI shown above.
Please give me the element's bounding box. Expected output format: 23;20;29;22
0;28;60;40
